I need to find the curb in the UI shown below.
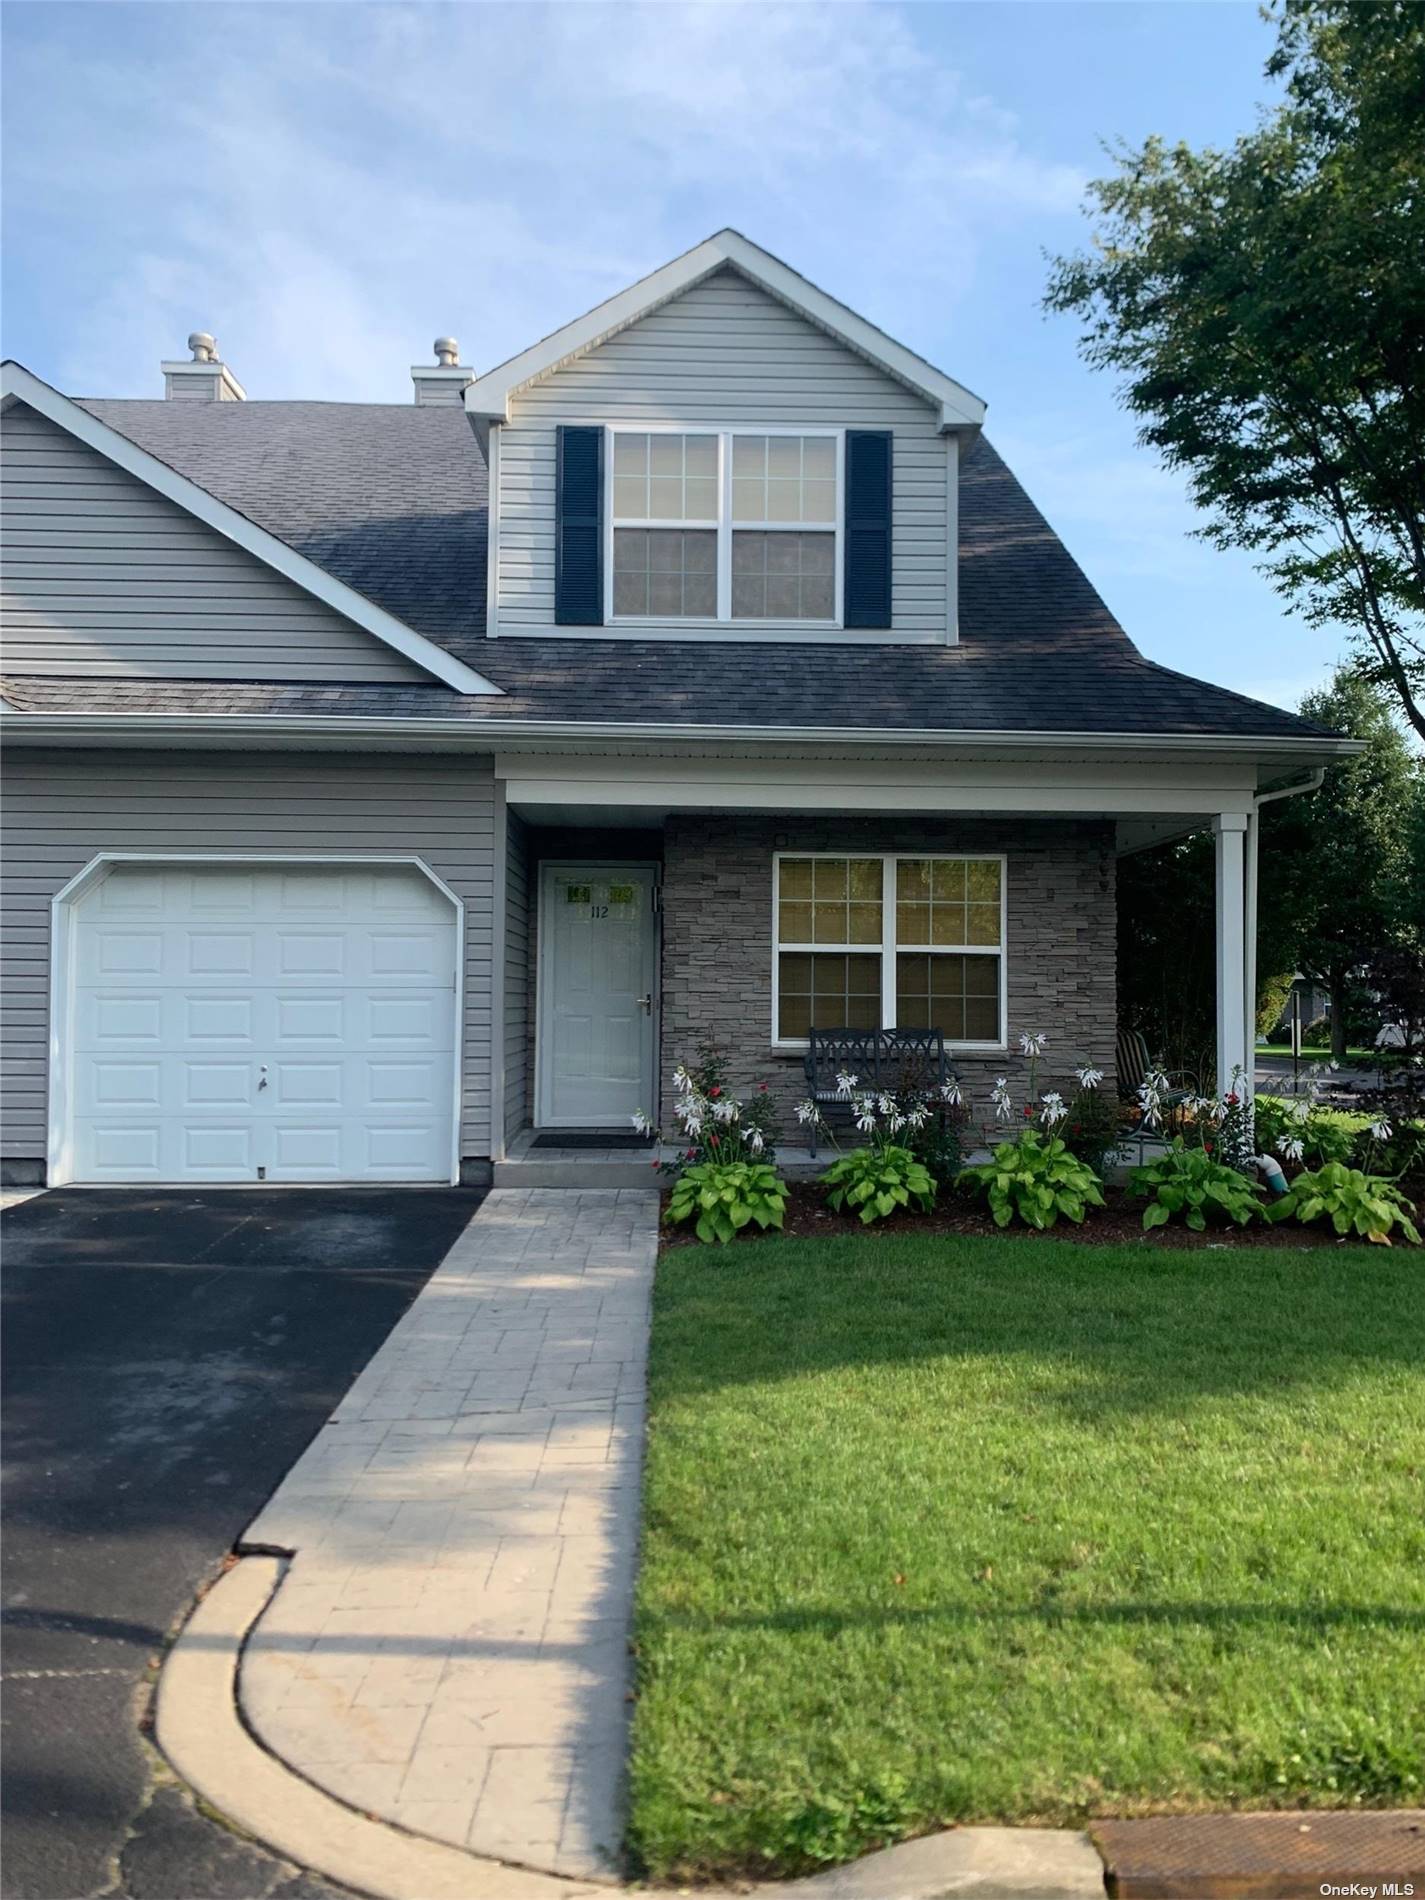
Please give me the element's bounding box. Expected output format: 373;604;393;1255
157;1555;608;1900
157;1555;1105;1900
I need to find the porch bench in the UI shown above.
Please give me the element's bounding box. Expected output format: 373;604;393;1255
802;1029;956;1158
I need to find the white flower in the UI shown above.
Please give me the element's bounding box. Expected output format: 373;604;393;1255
905;1105;929;1131
1370;1118;1394;1142
1287;1097;1312;1124
683;1111;703;1137
712;1097;739;1123
887;1109;906;1134
631;1110;653;1135
672;1065;693;1093
795;1100;820;1126
940;1079;963;1106
991;1077;1014;1122
855;1105;877;1134
835;1070;859;1098
1018;1031;1047;1057
1136;1069;1167;1130
877;1092;895;1116
1075;1066;1104;1091
749;1128;765;1154
1278;1134;1305;1164
1040;1091;1067;1127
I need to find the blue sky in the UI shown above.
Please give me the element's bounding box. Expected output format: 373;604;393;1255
1;0;1348;710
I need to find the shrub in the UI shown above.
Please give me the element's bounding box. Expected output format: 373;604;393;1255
1128;1141;1264;1231
820;1143;936;1225
1265;1161;1421;1246
957;1128;1106;1230
1369;1118;1425;1182
1255;1094;1372;1170
638;1041;781;1178
1303;1014;1332;1049
664;1159;789;1246
1057;1081;1128;1177
903;1098;968;1186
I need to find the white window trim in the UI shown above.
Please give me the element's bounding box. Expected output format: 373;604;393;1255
603;424;844;629
770;850;1008;1053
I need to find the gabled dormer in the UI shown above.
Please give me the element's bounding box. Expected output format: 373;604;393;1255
468;231;985;647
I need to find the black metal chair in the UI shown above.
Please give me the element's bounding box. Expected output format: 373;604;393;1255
1116;1027;1199;1136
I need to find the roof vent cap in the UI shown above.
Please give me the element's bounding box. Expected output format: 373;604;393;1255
161;331;245;400
412;335;473;406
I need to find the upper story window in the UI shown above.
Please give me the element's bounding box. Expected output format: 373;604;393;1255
607;427;842;625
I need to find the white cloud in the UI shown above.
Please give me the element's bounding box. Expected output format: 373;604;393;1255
5;0;1087;399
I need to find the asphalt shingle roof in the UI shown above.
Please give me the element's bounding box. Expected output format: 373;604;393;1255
0;397;1332;743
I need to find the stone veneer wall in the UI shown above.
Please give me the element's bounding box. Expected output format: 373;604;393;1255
658;814;1117;1137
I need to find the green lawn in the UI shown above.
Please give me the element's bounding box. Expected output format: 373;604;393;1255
1255;1042;1381;1059
629;1232;1425;1881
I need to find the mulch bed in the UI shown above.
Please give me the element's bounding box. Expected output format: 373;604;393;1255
660;1177;1425;1252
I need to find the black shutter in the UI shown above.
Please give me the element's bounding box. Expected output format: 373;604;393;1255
554;425;603;625
843;430;893;629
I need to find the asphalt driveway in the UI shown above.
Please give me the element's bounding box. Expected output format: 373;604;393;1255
1;1185;483;1900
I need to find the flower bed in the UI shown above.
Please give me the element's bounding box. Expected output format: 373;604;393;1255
659;1179;1422;1251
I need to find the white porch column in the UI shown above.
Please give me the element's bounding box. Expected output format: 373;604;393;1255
1214;812;1251;1098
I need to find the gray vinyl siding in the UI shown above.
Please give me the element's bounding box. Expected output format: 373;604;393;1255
1;404;427;682
496;267;949;637
503;809;532;1141
0;749;497;1171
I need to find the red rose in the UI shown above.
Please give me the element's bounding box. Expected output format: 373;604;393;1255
709;1086;721;1097
710;1133;720;1146
1225;1093;1238;1106
1024;1105;1033;1119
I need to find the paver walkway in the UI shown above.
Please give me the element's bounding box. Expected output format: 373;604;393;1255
238;1188;657;1881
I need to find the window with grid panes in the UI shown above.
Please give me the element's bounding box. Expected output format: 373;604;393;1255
774;854;1004;1043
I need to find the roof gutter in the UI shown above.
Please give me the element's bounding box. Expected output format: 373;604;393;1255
0;711;1365;757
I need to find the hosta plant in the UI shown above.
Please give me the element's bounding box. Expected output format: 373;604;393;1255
957;1128;1105;1230
1128;1141;1264;1231
665;1159;789;1246
1265;1161;1421;1246
819;1143;936;1225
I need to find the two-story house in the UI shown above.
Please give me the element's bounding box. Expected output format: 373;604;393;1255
0;230;1351;1188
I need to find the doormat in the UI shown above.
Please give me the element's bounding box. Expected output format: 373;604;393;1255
529;1131;655;1150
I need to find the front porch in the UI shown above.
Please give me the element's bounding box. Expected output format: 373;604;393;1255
490;741;1278;1177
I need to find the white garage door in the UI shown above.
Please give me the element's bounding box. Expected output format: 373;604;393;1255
66;863;458;1184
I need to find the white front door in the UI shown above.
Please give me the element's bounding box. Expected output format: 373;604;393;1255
538;865;658;1128
65;862;458;1183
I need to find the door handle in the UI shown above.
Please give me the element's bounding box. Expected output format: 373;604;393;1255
637;994;653;1015
258;1065;269;1091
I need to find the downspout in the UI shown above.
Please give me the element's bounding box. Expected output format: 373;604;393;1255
1245;767;1326;1088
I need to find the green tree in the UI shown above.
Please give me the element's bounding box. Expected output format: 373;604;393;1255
1118;670;1418;1068
1045;0;1425;740
1264;671;1418;1059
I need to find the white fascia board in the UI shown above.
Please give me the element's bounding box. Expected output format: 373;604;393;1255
0;708;1364;765
0;360;501;698
463;230;987;433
